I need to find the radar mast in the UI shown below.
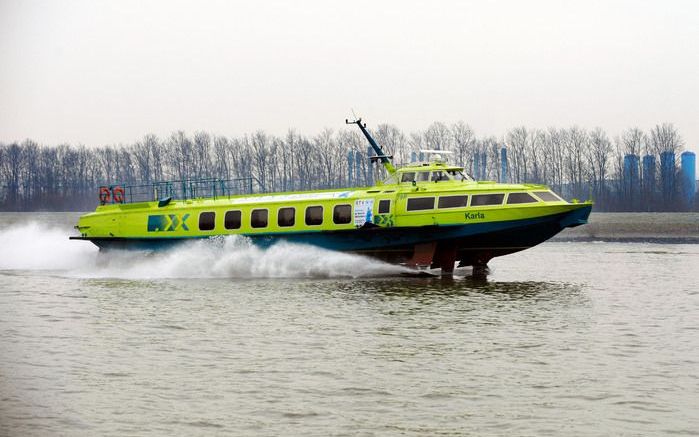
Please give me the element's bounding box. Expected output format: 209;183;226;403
346;118;397;175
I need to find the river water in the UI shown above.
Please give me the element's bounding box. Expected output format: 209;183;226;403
0;213;697;436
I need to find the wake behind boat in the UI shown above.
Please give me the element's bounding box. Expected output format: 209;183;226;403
71;119;592;276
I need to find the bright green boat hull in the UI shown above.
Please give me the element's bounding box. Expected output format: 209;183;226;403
72;168;592;271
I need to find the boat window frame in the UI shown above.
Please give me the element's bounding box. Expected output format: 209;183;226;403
416;171;431;182
277;206;296;227
438;195;468;209
224;210;242;230
431;170;449;182
470;193;506;207
333;204;352;225
400;172;416;183
198;211;216;231
305;205;324;226
378;199;391;214
506;192;540;205
533;191;565;202
406;196;435;211
250;208;269;229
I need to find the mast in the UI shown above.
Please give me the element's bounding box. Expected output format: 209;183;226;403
346;118;397;175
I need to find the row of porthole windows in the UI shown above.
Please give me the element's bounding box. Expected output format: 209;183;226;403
405;191;558;211
198;204;356;231
198;192;554;229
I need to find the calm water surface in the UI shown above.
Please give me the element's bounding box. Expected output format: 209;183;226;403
0;213;698;436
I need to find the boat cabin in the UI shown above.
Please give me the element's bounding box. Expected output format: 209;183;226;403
381;150;474;186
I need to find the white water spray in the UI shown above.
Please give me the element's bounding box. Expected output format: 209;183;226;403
0;222;409;279
0;222;98;270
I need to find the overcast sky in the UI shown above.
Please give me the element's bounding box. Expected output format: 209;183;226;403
1;0;697;154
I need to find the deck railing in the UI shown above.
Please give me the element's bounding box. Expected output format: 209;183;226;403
98;177;258;204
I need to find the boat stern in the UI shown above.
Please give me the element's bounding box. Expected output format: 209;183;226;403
70;206;123;246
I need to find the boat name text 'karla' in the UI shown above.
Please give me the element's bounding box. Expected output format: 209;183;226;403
465;212;485;220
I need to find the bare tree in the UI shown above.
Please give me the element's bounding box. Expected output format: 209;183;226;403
0;121;692;212
648;123;684;155
564;127;589;200
621;127;645;156
212;135;232;180
423;121;451;151
315;128;336;188
375;124;408;164
167;131;192;181
192;131;212;179
506;127;530;183
451;121;476;169
587;128;612;207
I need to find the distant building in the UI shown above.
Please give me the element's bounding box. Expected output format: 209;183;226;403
623;154;640;209
681;151;696;208
473;151;480;180
660;151;676;208
500;147;508;183
641;154;656;209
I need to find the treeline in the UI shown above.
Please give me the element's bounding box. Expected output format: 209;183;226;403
0;122;695;211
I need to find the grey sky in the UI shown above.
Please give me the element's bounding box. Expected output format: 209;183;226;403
1;0;697;154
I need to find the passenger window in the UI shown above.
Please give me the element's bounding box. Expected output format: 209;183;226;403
417;172;430;182
333;204;351;224
378;199;390;214
198;211;215;231
406;197;435;211
507;193;539;204
251;209;268;228
534;191;563;202
305;206;323;226
277;207;295;227
224;210;241;229
431;171;447;182
438;195;468;209
401;172;415;183
471;194;505;206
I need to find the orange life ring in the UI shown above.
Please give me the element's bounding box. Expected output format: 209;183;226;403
99;186;111;204
112;186;125;203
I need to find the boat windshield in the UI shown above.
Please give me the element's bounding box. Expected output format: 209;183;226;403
390;168;472;184
431;170;448;182
383;173;400;185
400;172;415;183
